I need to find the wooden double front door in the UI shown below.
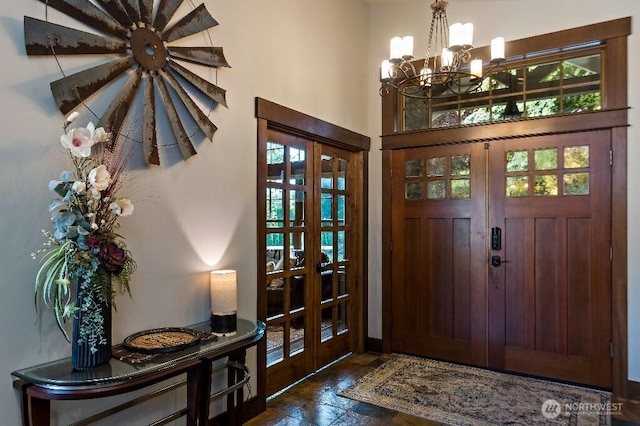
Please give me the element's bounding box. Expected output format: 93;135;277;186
390;130;612;388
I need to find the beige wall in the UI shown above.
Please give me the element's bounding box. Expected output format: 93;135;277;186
367;0;640;382
0;1;368;424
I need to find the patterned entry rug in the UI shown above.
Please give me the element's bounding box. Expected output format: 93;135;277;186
339;354;612;425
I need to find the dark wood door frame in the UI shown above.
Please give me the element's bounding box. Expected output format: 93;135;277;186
256;98;370;413
381;16;633;412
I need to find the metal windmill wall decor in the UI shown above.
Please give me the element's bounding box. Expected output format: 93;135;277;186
24;0;230;165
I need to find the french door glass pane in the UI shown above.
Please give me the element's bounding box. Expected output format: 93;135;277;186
290;147;306;184
322;231;334;263
338;159;347;190
289;190;305;226
266;188;284;228
267;142;284;183
321;155;333;189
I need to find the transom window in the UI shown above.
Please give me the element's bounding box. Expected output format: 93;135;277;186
402;45;602;132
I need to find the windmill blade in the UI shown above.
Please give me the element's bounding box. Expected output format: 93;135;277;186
98;67;142;149
162;4;218;43
160;68;217;141
138;0;153;26
50;56;134;115
167;46;230;68
143;73;159;165
153;0;184;33
93;0;133;28
155;73;197;160
38;0;128;39
25;17;126;55
167;59;227;108
120;0;140;24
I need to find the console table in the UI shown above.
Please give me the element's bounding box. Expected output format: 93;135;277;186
12;319;265;426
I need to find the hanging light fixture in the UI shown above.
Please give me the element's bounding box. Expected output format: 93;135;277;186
380;0;506;99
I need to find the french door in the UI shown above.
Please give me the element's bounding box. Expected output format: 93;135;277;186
261;128;361;395
391;130;612;388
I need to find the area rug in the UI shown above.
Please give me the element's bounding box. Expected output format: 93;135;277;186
339;354;612;425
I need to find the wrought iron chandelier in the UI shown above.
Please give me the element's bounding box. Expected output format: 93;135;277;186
380;0;506;99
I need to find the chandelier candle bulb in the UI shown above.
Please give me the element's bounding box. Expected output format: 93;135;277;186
441;48;453;68
420;67;433;87
381;60;392;81
470;59;483;79
491;37;505;62
210;269;238;336
460;23;473;48
390;36;403;62
401;36;414;60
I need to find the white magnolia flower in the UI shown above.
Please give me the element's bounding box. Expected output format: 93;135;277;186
71;181;86;193
60;126;94;158
87;122;110;144
110;199;134;216
88;165;111;191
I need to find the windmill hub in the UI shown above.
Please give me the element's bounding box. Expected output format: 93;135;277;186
130;27;166;71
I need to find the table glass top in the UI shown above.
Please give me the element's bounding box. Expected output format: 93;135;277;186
12;319;264;389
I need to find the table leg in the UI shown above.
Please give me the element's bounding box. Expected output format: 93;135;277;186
198;360;213;425
186;364;202;426
228;350;247;425
28;396;50;426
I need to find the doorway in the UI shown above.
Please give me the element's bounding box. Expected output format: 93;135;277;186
390;130;612;388
256;98;370;398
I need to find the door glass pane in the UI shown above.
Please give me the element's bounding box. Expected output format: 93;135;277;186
506;176;529;197
321;193;333;226
266;188;284;228
267;322;284;366
451;179;470;199
534;148;557;170
289;190;305;226
338;268;347;297
428;180;446;199
290;275;305;312
290;318;304;357
406;181;423;199
427;157;446;176
338;159;347;190
290;146;306;184
267;142;284;183
564;173;590;195
290;232;305;270
266;277;284;318
506;151;528;172
337;231;346;261
321;307;333;342
267;233;284;271
534;175;558;196
322;231;334;263
321;271;332;303
451;155;470;176
321;155;333;189
564;146;589;168
406;159;424;177
338;303;348;335
337;195;346;226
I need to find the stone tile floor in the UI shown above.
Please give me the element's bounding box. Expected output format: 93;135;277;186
246;352;637;425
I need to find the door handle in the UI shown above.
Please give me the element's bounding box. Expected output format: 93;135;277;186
490;255;509;267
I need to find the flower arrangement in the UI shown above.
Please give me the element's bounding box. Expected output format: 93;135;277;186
33;117;136;354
